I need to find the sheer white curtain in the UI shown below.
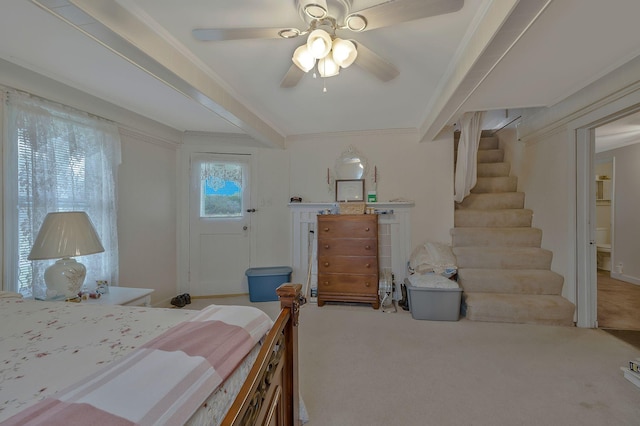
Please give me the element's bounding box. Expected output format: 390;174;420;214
454;111;485;203
4;90;121;298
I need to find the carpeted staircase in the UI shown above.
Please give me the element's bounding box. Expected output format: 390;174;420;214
452;133;575;326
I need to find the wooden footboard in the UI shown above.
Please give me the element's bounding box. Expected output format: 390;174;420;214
222;283;304;426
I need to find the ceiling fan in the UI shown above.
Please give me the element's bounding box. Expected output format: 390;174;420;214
192;0;464;88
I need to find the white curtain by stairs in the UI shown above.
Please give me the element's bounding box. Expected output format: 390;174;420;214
454;111;485;203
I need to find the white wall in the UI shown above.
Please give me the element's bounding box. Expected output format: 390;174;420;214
287;130;455;248
117;130;178;304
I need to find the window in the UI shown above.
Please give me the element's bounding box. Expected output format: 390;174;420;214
3;90;121;298
199;161;244;218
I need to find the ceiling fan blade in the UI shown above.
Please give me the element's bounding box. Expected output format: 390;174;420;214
350;0;464;32
280;64;306;88
352;42;399;82
193;27;298;42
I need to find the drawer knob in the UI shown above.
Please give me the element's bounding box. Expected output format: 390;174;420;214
365;263;371;268
323;281;329;286
365;245;371;250
324;244;330;249
365;227;370;232
324;262;330;267
323;227;330;232
365;282;370;287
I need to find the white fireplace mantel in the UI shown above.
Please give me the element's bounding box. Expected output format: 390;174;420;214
289;202;414;300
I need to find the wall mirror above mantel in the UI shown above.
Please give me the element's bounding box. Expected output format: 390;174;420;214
335;145;368;180
328;145;375;198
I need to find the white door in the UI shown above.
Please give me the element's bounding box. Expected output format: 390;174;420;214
189;153;252;296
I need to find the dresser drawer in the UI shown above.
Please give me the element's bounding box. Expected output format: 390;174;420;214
318;256;378;274
318;215;377;238
318;274;378;295
317;238;377;256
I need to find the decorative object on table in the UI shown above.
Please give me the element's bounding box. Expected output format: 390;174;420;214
28;211;105;300
96;280;110;294
338;201;365;215
335;179;364;202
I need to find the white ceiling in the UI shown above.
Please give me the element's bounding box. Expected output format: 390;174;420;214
1;0;640;148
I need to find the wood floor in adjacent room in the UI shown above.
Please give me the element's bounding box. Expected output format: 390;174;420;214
597;269;640;349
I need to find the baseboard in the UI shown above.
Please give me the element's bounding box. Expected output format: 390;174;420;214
610;272;640;286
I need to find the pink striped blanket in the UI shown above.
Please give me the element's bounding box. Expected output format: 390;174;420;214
2;304;272;425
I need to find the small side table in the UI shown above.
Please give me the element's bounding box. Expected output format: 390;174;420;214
84;287;154;307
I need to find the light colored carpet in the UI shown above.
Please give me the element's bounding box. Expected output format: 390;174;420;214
192;296;640;425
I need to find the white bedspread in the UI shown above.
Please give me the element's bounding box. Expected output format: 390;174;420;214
0;298;271;424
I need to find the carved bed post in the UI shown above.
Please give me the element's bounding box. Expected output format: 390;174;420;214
276;283;303;426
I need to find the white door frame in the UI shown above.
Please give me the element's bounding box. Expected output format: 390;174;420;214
177;143;257;296
572;98;640;327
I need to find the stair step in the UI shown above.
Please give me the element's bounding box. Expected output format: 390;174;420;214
454;209;533;227
454;136;498;152
478;137;499;150
457;269;564;294
463;293;575;326
452;247;552;269
472;176;518;193
451;227;542;247
477;149;504;163
456;192;525;210
477;162;511;177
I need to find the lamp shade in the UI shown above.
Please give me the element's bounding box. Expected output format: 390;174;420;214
28;211;104;260
331;38;358;68
318;56;340;77
29;212;104;299
307;29;332;59
292;44;316;72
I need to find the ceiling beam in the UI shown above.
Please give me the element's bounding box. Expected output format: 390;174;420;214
420;0;553;141
32;0;285;148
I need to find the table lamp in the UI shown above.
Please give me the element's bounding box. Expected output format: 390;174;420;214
28;211;105;300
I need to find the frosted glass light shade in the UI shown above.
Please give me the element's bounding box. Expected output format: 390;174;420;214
331;38;358;68
307;29;332;59
292;45;316;72
318;56;340;77
29;211;105;299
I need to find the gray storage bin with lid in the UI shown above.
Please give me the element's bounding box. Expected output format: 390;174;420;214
405;274;462;321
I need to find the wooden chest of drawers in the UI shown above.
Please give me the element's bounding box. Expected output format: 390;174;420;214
317;214;379;309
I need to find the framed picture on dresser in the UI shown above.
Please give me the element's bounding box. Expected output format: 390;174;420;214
335;179;364;202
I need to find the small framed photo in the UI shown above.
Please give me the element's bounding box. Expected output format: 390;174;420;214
335;179;364;202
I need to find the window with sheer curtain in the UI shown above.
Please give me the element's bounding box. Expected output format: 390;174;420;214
3;90;121;299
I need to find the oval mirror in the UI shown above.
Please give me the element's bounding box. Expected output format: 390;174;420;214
334;146;368;180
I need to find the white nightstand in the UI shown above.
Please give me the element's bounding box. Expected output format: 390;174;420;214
84;287;154;307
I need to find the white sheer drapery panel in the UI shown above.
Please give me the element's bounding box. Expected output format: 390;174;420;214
4;90;121;298
454;111;485;203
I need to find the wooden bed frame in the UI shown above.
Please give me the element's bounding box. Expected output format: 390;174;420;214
222;283;304;426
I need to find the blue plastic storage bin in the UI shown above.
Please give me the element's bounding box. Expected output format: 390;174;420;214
245;266;293;302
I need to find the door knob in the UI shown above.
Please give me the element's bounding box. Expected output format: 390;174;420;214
246;208;256;213
243;225;248;230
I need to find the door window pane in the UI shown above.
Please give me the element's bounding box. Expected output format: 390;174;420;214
199;162;243;218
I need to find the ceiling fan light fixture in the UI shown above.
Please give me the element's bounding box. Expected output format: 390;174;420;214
318;56;339;77
302;1;328;19
307;29;332;59
331;38;357;68
345;14;367;32
292;45;316;72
